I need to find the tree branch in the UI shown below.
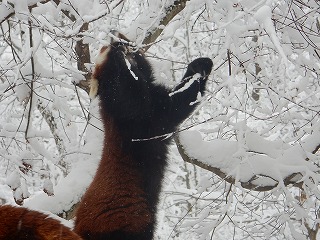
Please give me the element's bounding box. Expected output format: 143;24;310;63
0;0;51;24
142;0;190;50
52;0;76;22
74;23;91;93
36;100;69;176
25;20;35;142
174;134;308;192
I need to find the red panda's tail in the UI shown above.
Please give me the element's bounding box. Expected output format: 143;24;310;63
0;205;82;240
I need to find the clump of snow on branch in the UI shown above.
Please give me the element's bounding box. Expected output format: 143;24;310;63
179;129;319;187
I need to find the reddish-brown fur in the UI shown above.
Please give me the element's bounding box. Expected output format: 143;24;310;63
74;114;153;237
0;205;82;240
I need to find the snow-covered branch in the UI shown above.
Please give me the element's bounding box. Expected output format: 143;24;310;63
74;22;91;93
142;0;190;50
0;0;51;24
175;130;320;191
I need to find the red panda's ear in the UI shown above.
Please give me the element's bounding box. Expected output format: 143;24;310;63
89;45;111;99
89;78;99;99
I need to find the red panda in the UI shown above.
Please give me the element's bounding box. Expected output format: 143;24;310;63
73;33;212;239
0;33;212;240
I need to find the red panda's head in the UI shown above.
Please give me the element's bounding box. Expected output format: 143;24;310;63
89;32;149;99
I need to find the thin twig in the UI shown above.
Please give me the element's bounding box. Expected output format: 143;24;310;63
25;20;35;142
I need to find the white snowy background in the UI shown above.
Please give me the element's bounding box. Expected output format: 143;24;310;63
0;0;320;239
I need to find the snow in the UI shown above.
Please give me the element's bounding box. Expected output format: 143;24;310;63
0;2;14;23
24;97;103;214
254;5;288;63
1;0;320;239
179;129;318;187
124;56;139;80
169;74;202;97
24;158;98;213
0;0;48;23
6;171;20;190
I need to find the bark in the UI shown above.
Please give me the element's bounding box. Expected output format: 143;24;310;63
142;0;190;51
74;23;91;93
